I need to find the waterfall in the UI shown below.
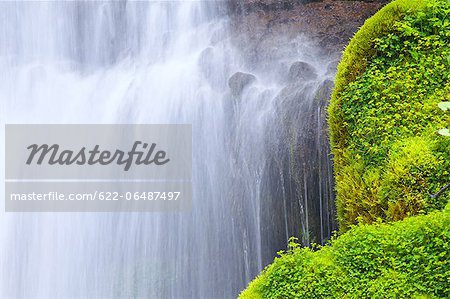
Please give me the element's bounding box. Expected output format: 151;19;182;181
0;1;336;298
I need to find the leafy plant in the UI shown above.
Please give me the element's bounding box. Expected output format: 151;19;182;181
239;207;450;299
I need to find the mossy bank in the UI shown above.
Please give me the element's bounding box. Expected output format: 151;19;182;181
240;205;450;299
329;0;450;230
240;0;450;297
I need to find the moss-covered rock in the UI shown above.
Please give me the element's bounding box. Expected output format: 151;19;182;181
240;205;450;298
328;0;450;230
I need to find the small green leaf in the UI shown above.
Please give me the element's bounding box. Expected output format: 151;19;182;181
437;128;450;136
409;50;419;61
438;102;450;111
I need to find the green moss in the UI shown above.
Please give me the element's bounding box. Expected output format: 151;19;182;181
328;0;450;230
239;207;450;299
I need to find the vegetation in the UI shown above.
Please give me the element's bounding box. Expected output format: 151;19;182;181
239;206;450;299
328;0;450;230
240;0;450;297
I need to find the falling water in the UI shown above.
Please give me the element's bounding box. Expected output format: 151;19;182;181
0;1;336;298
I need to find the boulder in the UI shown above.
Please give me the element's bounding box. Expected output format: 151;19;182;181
228;72;257;96
288;61;317;82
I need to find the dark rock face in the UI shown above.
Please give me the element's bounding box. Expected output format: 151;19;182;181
288;61;317;82
315;79;334;103
225;0;386;268
258;78;336;266
229;0;313;15
326;59;340;75
228;72;257;96
230;0;386;55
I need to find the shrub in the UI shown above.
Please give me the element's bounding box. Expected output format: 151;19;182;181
328;0;450;230
239;207;450;298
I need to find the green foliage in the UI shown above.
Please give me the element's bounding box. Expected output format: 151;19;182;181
328;0;450;230
239;208;450;299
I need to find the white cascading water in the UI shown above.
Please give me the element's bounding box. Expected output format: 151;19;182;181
0;1;336;298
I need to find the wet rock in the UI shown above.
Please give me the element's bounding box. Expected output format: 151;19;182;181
230;0;385;55
288;61;317;83
230;0;314;15
315;79;334;105
326;60;340;75
228;72;257;96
